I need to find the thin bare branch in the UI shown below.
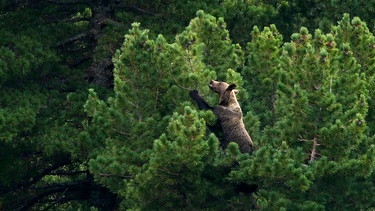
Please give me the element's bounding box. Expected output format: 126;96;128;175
46;17;90;24
48;170;88;176
56;32;90;47
98;172;133;179
18;180;90;211
298;135;320;162
45;0;90;5
310;137;320;162
173;77;194;91
125;5;155;16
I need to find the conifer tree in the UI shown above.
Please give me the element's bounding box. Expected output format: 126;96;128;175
0;3;116;210
124;106;219;209
3;1;375;209
243;24;284;127
84;12;375;210
232;14;375;210
84;11;251;209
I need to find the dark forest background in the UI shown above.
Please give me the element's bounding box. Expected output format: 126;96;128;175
1;0;375;210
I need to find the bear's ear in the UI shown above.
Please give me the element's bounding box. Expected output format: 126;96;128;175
234;89;239;94
227;84;237;91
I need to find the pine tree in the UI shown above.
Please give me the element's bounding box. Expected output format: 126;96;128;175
124;106;219;209
84;11;252;209
231;15;375;210
3;1;375;209
243;24;284;128
84;12;375;210
0;3;115;210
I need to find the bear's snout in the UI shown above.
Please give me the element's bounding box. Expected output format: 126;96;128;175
209;80;215;89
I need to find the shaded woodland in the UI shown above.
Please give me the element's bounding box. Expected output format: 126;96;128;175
1;0;375;210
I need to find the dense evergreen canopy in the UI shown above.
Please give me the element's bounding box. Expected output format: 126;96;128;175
1;0;375;210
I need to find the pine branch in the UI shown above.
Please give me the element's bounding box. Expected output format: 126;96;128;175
158;167;180;177
98;172;133;179
45;16;90;24
56;32;90;47
298;136;320;162
124;5;155;16
68;54;92;68
48;170;88;176
0;155;71;195
42;193;88;209
310;136;320;162
30;180;90;191
87;58;114;86
173;77;194;91
17;179;91;211
45;0;91;5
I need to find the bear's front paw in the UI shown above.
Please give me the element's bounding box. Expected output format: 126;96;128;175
189;90;199;98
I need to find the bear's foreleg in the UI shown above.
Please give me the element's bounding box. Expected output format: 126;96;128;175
189;90;213;110
189;90;223;141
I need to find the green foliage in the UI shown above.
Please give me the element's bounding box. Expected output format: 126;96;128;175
3;1;375;210
0;28;58;86
85;11;251;209
276;0;375;36
0;3;93;210
243;24;284;127
219;0;279;45
0;86;44;141
188;10;245;78
84;11;375;210
125;106;219;209
237;14;375;210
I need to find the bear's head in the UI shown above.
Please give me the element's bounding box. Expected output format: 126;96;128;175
209;80;239;94
209;80;240;112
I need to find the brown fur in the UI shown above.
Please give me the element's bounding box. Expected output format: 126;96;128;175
210;80;255;153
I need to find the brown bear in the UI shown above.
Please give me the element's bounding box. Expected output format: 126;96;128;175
190;80;255;153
